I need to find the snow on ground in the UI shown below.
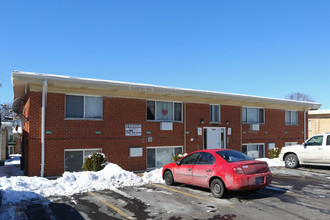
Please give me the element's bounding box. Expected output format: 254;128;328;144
256;158;285;167
0;154;23;177
0;156;283;207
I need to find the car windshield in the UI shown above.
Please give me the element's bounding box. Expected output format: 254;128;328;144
216;150;253;163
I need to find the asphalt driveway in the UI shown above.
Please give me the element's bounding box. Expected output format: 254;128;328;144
4;166;330;219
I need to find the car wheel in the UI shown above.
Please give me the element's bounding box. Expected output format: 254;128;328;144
164;170;175;185
210;179;226;198
285;154;299;168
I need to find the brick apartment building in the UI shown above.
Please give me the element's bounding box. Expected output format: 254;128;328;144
12;71;321;177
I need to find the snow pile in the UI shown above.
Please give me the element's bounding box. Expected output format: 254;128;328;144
0;156;285;206
0;163;145;205
142;168;165;184
256;158;285;167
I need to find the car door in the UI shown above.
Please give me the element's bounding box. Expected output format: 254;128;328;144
300;135;324;163
173;152;201;184
192;152;216;188
323;135;330;163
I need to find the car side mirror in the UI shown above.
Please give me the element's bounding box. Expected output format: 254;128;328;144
176;161;181;166
304;143;307;148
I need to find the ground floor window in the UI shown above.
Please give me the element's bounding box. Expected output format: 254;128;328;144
8;146;14;154
147;146;183;169
242;144;264;159
64;148;102;172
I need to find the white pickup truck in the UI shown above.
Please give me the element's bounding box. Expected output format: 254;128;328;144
279;133;330;168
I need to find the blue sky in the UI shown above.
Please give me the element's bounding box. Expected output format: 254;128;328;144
0;1;329;109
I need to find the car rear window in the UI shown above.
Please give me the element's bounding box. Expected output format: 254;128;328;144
216;150;253;163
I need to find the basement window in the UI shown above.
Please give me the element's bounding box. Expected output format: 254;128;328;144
65;95;102;119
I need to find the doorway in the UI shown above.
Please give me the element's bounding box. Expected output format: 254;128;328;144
203;127;226;149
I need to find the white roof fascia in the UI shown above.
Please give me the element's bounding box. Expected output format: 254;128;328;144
12;71;322;110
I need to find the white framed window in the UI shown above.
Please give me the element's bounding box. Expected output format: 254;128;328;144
242;143;265;159
147;101;182;122
64;148;102;172
147;146;183;169
242;107;264;124
209;104;220;123
65;95;102;119
285;110;298;125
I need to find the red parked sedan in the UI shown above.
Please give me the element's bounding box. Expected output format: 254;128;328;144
162;149;272;198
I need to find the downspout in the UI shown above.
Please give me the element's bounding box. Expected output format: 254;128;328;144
303;110;306;141
41;79;47;177
183;102;186;153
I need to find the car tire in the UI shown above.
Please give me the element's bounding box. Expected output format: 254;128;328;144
210;179;226;198
285;154;299;168
164;170;175;185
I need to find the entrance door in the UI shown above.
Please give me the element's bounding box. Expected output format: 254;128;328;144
204;127;226;149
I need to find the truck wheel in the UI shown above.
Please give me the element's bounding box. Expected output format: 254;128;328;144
285;154;299;168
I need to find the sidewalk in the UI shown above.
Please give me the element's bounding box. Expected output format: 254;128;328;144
0;154;23;177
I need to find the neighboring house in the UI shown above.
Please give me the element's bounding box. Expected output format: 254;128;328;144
0;122;12;162
12;71;321;177
308;110;330;137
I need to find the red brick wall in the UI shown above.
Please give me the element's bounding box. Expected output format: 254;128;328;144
23;91;307;177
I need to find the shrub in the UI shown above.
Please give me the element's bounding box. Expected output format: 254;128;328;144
82;153;107;171
173;153;187;162
268;147;280;159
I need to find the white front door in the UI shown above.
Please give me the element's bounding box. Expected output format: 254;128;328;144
204;127;226;149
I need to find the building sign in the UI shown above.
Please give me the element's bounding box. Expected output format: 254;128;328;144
125;124;142;136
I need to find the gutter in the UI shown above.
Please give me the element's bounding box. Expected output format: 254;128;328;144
41;79;47;177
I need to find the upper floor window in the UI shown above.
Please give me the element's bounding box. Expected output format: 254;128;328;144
65;95;102;119
242;107;264;124
285;110;298;125
147;101;182;122
209;105;220;123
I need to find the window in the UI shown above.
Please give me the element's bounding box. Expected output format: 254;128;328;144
180;152;201;165
242;144;265;159
65;95;102;119
285;110;298;125
147;101;182;122
209;105;220;123
147;146;182;169
242;107;264;124
196;152;215;165
64;149;102;172
327;135;330;146
306;136;323;146
216;150;252;163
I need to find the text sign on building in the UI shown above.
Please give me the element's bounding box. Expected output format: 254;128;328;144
125;124;142;136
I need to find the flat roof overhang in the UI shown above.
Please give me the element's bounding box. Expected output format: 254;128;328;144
12;71;321;111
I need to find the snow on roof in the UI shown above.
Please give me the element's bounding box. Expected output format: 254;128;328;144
12;70;322;110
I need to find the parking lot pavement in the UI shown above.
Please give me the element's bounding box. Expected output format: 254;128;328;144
9;167;330;219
